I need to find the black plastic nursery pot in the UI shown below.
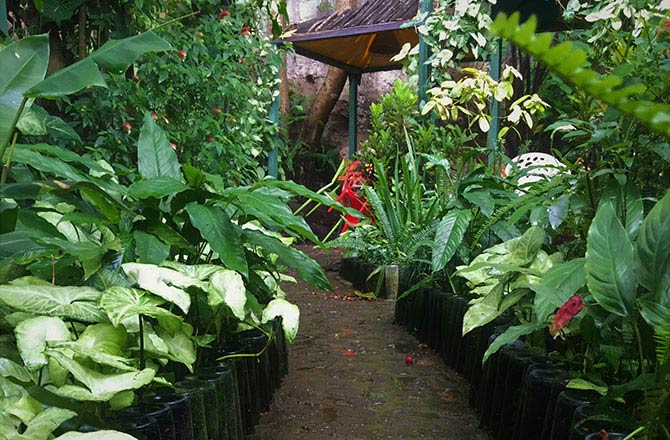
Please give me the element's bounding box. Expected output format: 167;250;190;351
513;367;569;440
236;330;273;412
197;362;244;440
174;379;214;440
186;372;231;440
218;344;259;435
548;389;597;440
117;402;176;440
568;404;632;440
147;393;195;440
111;414;159;440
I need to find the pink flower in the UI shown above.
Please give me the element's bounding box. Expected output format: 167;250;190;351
240;25;251;36
218;9;230;19
550;295;584;337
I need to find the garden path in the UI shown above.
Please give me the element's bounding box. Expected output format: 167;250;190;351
247;246;490;440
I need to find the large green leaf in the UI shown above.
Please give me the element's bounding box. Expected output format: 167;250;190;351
585;202;636;316
122;263;197;314
207;269;246;320
432;209;471;272
635;192;670;301
482;323;540;363
15;316;71;371
0;283;104;322
262;298;300;343
510;226;545;266
46;350;154;402
462;283;503;335
243;228;332;292
47;324;133;372
12;406;76;440
155;324;196;370
99;287;182;333
128;176;188;199
25;32;171;98
185;203;248;276
532;258;586;322
133;231;170;265
137;113;181;180
0;35;49;148
0;358;32;383
55;431;138;440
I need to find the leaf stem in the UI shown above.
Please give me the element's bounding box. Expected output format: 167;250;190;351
0;97;28;179
139;314;145;370
1;132;18;184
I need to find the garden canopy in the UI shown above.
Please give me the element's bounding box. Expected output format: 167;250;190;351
277;0;419;74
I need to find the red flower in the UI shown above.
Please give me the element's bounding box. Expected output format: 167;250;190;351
170;142;177;151
405;355;414;365
122;121;132;133
218;9;230;19
211;107;222;115
665;21;670;28
550;295;584;337
151;111;158;120
177;49;187;59
240;25;251;36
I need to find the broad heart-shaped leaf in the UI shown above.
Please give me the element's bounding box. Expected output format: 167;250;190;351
137;113;181;180
99;287;182;333
510;226;545;266
122;263;198;314
14;406;77;440
432;209;471;272
0;284;104;323
185;203;248;276
76;324;127;356
0;34;49;148
532;258;586;322
160;261;222;281
155;324;196;371
462;283;503;335
207;269;247;320
55;430;138;440
635;192;670;301
585;202;636;316
133;231;170;265
0;358;32;383
15;316;71;371
482;323;540;364
25;31;171;98
243;228;332;292
262;298;300;343
45;350;154;402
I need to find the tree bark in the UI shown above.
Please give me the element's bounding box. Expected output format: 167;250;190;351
299;0;357;152
77;0;87;59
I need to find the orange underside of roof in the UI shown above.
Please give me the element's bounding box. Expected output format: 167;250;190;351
291;27;418;72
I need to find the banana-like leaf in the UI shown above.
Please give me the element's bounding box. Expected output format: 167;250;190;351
26;32;172;98
15;316;71;371
0;35;49;148
635;192;670;302
0;284;104;322
207;269;247;320
46;350;154;402
243;228;332;292
128;176;188;199
136;113;182;181
585;202;636;316
262;298;300;343
432;209;471;272
122;263;197;314
99;287;182;333
185;203;248;276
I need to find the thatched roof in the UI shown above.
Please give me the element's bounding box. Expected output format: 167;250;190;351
277;0;420;73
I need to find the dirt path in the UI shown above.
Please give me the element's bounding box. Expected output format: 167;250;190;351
248;247;490;440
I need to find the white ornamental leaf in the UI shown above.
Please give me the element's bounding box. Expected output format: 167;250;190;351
122;263;195;313
208;270;247;320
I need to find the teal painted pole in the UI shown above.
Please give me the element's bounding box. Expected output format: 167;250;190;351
348;73;361;159
0;0;8;35
487;39;503;168
417;0;433;107
268;88;280;178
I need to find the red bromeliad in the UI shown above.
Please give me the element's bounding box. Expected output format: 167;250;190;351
330;160;371;232
550;294;584;338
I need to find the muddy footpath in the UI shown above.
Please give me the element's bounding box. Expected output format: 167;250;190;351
247;247;490;440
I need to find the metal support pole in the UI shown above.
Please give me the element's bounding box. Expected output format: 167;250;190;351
487;39;503;168
268;88;280;178
417;0;433;107
348;73;361;159
0;0;7;35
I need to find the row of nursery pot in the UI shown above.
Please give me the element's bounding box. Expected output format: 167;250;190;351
74;319;289;439
339;262;630;440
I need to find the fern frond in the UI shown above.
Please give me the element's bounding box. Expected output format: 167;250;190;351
654;326;670;365
364;186;398;244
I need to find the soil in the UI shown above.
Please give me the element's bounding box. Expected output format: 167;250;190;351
247;246;490;440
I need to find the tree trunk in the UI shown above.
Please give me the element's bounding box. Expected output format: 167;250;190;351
299;0;357;152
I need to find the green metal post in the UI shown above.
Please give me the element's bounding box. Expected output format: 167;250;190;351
417;0;433;107
487;39;503;168
0;0;7;35
348;73;361;159
268;88;280;178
